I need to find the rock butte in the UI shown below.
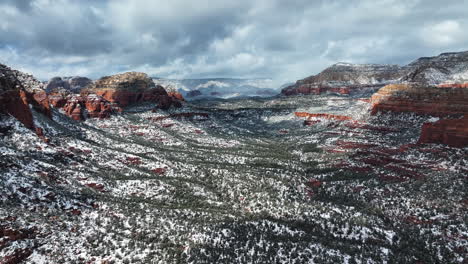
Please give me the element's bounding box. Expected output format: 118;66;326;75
370;84;468;116
48;72;184;121
371;83;468;147
87;72;182;109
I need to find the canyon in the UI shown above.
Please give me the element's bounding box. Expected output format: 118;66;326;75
0;51;467;263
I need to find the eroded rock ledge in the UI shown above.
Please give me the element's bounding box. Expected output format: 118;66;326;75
371;83;468;147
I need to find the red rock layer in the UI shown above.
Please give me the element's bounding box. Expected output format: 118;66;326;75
371;84;468;116
93;87;168;107
371;84;468;147
438;83;468;88
294;112;352;121
88;72;183;109
418;116;468;147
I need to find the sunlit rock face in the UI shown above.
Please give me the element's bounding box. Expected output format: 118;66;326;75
371;83;468;147
370;84;468;116
87;72;182;109
282;63;405;96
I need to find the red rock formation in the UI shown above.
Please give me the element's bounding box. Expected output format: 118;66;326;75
295;112;352;121
168;91;185;101
60;95;116;121
438;83;468;88
29;90;52;118
371;83;468;147
48;90;69;108
88;72;182;109
370;84;468;116
418;116;468;147
0;90;35;129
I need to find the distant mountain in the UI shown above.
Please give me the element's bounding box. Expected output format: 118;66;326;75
402;51;468;84
153;78;279;100
282;50;468;96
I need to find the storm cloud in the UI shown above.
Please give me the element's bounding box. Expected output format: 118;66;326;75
0;0;467;84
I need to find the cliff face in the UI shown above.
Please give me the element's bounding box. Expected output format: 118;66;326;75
0;64;50;130
87;72;182;109
283;50;468;96
370;84;468;116
418;116;468;148
371;83;468;147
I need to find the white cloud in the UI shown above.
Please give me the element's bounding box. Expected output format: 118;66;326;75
0;0;467;85
421;20;464;46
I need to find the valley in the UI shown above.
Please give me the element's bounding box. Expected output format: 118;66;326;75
1;93;466;263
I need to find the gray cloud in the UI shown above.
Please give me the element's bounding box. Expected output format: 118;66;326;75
0;0;467;84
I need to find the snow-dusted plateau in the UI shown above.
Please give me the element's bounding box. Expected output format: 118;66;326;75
1;51;467;264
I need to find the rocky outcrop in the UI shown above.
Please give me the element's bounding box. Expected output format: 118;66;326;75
168;91;185;101
418;117;468;147
45;76;92;94
282;63;405;96
370;84;468;116
0;64;51;131
371;83;468;147
62;95;114;121
87;72;181;109
295;112;352;126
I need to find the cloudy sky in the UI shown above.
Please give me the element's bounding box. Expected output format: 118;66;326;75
0;0;467;84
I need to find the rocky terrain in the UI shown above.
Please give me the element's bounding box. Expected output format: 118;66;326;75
282;51;468;96
1;58;467;264
403;51;468;84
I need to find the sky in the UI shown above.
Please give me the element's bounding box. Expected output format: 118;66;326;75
0;0;467;84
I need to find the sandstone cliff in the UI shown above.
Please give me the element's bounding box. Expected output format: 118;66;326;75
370;84;468;116
87;72;182;109
0;64;51;131
371;83;468;147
